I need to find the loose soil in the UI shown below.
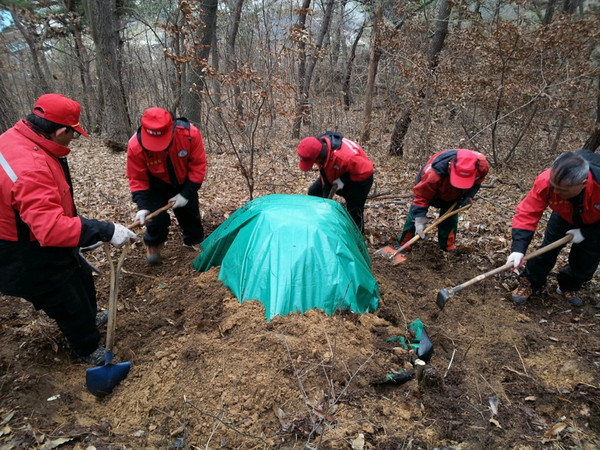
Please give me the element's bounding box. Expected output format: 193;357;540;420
0;138;599;449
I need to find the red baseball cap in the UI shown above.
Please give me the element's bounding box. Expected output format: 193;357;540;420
297;137;323;171
33;94;89;137
450;149;478;189
140;107;174;151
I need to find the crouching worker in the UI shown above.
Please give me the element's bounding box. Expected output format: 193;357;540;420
0;94;137;365
398;149;489;252
508;151;600;307
297;131;374;233
127;107;207;264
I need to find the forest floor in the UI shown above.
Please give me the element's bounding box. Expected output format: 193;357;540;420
0;133;599;449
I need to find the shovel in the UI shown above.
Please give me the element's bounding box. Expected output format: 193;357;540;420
86;242;131;397
376;202;471;265
436;234;573;309
128;201;175;229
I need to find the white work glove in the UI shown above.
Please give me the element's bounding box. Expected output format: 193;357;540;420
566;228;584;244
110;223;138;248
169;193;188;209
135;209;150;225
332;178;344;191
506;252;524;269
414;216;428;239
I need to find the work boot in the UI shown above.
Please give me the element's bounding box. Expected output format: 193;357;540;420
146;245;161;265
95;310;109;327
511;277;533;305
80;346;106;365
556;287;583;307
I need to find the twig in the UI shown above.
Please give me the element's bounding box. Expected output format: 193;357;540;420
513;344;528;375
443;348;456;379
395;300;409;335
121;268;158;280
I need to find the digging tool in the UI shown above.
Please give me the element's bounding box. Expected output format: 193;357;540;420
128;202;175;229
376;202;471;265
86;242;131;397
436;234;573;310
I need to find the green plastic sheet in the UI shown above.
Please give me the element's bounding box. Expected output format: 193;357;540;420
193;194;379;321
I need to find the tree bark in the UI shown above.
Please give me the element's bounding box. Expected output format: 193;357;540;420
292;0;334;139
291;0;311;139
181;0;218;124
83;0;131;150
360;1;383;143
543;0;557;24
343;20;364;111
389;0;452;155
9;5;52;97
0;58;17;133
583;77;600;152
227;0;245;126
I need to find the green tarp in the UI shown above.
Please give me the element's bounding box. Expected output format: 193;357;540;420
193;194;379;321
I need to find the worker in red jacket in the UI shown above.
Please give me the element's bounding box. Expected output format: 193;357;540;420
0;94;137;365
127;107;207;264
398;149;489;251
507;150;600;307
297;131;374;233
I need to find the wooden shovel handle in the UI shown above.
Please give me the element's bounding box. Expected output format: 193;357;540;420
103;241;129;354
128;202;175;229
397;201;470;253
449;234;573;295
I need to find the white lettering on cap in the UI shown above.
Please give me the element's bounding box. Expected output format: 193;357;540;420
146;129;163;136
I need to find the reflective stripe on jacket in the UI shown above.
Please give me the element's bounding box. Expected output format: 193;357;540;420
0;120;82;245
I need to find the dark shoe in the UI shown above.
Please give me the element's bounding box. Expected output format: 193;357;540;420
146;245;161;265
557;287;583;307
511;277;533;305
80;346;106;365
95;310;108;327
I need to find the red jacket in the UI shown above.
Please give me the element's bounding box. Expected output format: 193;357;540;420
411;149;489;217
126;121;207;194
0;120;82;246
511;167;600;253
316;135;373;185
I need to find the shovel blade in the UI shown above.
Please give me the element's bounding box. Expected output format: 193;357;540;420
436;288;452;310
376;246;407;264
376;245;397;257
86;361;131;397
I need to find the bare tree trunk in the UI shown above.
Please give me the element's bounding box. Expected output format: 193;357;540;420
342;20;364;110
360;1;383;143
0;59;17;133
61;0;99;130
389;0;452;155
9;5;52;96
227;0;245;126
83;0;131;150
583;76;600;152
543;0;558;24
181;0;218;124
291;0;311;139
292;0;334;139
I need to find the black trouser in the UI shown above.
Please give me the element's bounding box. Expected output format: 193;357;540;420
523;212;600;292
308;174;373;233
144;179;204;247
0;242;100;358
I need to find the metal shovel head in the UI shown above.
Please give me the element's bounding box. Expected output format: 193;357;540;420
86;356;131;397
376;246;407;264
436;288;452;310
